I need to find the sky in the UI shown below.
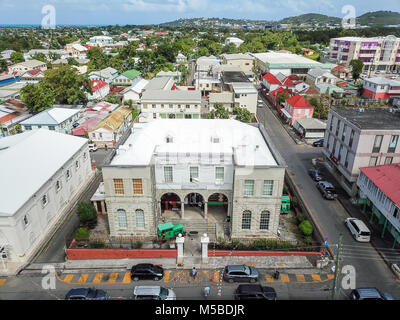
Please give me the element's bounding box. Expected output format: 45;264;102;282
0;0;399;26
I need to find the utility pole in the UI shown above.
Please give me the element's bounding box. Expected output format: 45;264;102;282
331;234;343;300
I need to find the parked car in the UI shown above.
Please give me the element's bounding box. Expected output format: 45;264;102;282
130;263;164;281
132;286;176;300
308;169;323;181
345;218;371;242
312;139;324;147
88;143;97;152
65;287;107;300
316;181;337;200
223;265;259;283
234;284;277;300
349;288;394;300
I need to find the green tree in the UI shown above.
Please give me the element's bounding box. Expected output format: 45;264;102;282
0;59;7;72
232;107;251;123
87;47;109;71
31;52;48;63
76;202;97;229
105;93;120;104
299;220;313;236
207;103;230;119
350;59;364;80
10;51;24;63
67;57;79;66
277;92;289;105
74;227;90;240
308;96;327;120
20;83;55;113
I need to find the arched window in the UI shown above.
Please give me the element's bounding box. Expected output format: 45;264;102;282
117;209;128;229
242;211;251;230
260;211;270;230
136;209;145;228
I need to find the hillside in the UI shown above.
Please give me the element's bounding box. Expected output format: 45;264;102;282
279;13;341;26
357;11;400;26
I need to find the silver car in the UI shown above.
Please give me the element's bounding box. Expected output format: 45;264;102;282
223;265;259;283
132;286;176;300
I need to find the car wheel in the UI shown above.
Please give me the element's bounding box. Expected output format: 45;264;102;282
154;277;159;281
250;278;256;283
133;277;139;281
228;279;234;283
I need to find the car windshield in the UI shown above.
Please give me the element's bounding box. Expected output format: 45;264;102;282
361;231;370;236
159;287;169;299
244;266;251;275
87;288;97;298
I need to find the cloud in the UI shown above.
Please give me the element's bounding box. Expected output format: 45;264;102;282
123;0;206;13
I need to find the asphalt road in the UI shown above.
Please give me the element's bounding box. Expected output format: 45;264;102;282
257;92;400;298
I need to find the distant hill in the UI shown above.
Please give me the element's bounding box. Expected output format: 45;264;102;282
160;11;400;28
279;13;341;26
357;11;400;26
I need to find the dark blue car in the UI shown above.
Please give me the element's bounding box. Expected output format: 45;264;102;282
312;139;324;147
65;287;108;300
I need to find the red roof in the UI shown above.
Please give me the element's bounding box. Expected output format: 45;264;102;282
286;94;313;108
270;87;292;97
263;73;281;85
360;164;400;208
0;113;17;124
288;74;301;81
91;80;108;92
282;77;295;87
26;69;42;76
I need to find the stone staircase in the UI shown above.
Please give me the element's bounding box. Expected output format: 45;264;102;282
169;219;217;241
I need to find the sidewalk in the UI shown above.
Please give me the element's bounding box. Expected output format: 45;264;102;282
22;254;331;275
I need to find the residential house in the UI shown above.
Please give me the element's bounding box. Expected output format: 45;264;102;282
87;80;110;101
144;77;175;91
282;94;314;126
88;106;132;148
101;119;286;240
65;42;88;58
8;60;47;74
0;100;31;138
362;77;400;100
306;68;338;86
292;118;327;140
322;108;400;196
221;53;255;73
88;67;119;84
332;65;353;80
112;69;142;86
122;78;149;104
20;107;82;134
0;129;94;274
88;36;114;47
156;71;182;83
24;49;69;61
139;90;202;122
176;53;187;64
225;37;244;48
19;69;45;82
356;164;400;248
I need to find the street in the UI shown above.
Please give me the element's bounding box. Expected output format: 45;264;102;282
257;92;400;298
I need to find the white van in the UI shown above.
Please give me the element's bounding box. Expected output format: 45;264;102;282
345;218;371;242
88;144;97;152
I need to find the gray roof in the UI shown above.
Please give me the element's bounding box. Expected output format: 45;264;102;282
295;118;327;130
308;68;336;79
332;108;400;130
89;67;118;79
144;77;174;91
221;53;254;61
141;90;201;102
20;107;81;126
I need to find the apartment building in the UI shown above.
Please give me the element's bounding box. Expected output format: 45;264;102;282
322;108;400;196
362;77;400;100
139;90;202;122
102;119;286;240
329;35;400;75
221;53;255;73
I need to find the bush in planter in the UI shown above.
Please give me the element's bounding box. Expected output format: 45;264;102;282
74;227;90;240
283;185;289;194
296;212;306;224
77;202;97;229
299;220;313;236
292;197;299;208
304;236;313;245
133;240;143;249
91;240;106;248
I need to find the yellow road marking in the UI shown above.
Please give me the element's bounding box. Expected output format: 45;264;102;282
92;273;103;284
108;272;118;284
265;274;275;283
0;279;6;286
326;274;334;280
280;274;290;283
312;274;322;282
122;272;131;284
77;274;88;284
202;270;209;280
63;274;75;283
296;274;306;283
164;271;171;283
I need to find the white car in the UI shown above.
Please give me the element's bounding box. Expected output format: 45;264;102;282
345;218;371;242
88;144;97;152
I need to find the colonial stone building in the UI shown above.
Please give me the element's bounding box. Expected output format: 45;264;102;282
102;119;286;240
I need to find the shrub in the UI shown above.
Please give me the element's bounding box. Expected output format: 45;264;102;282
91;240;106;248
282;185;289;194
77;202;97;229
299;220;313;236
292;197;299;208
133;240;143;249
74;227;90;240
304;236;313;245
296;212;306;224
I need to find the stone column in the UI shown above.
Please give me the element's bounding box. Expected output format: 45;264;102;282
201;233;210;264
181;204;185;219
204;202;208;219
176;233;185;266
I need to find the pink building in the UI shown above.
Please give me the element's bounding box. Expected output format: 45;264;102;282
282;94;314;126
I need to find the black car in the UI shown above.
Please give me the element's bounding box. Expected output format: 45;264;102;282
234;284;277;300
223;265;259;283
65;287;107;300
316;181;338;200
308;169;323;181
312;139;324;147
130;263;164;281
